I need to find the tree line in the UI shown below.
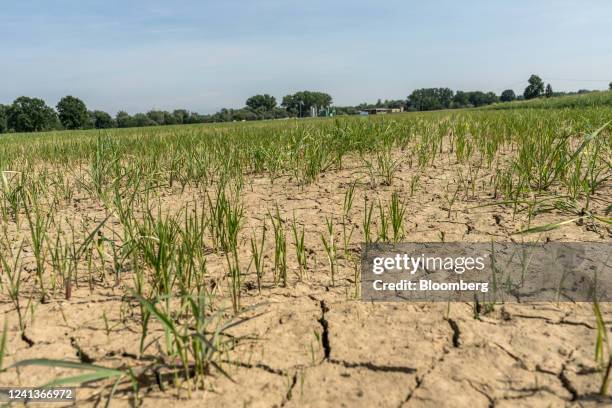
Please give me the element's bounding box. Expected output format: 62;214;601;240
1;75;608;134
393;75;602;112
0;90;334;133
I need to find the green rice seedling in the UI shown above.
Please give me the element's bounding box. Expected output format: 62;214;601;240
389;191;406;243
517;243;535;287
343;182;356;217
0;239;27;331
409;174;420;197
207;183;244;253
0;319;7;371
465;160;483;199
97;233;134;288
341;218;355;259
11;359;133;406
291;215;307;281
226;249;242;314
135;292;257;390
270;206;288;286
594;300;611;396
299;141;334;185
50;171;74;203
85;241;96;292
443;181;461;219
264;144;284;184
250;222;266;291
102;310;111;338
351;258;360;299
250;144;268;175
23;194;51;299
511;122;605;194
168;150;184;189
137;207;181;301
224;197;244;253
61;215;112;300
515;201;612;234
591;250;612;396
131;261;150;357
376;148;402;186
341;184;356;258
362;197;374;244
377;200;389;242
565;157;584;201
93;235;109;284
48;228;69;295
582;144;609;199
181;200;208;259
87;134;119;200
1;171;24;224
64;224;83;300
360;154;378;188
175;202;209;301
320;216;337;286
107;163;143;227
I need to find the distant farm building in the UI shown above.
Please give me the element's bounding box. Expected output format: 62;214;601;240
365;107;404;115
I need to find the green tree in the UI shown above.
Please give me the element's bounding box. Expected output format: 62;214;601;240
56;96;89;129
0;104;8;133
163;111;177;125
116;111;132;128
609;82;612;91
173;109;189;124
133;113;157;127
452;91;469;107
282;91;332;117
146;110;166;125
469;91;486;107
500;89;516;102
545;84;553;98
523;75;544;100
384;99;406;109
232;108;259;121
269;107;289;119
188;112;209;124
92;111;115;129
246;94;277;111
7;96;58;132
281;94;299;116
408;88;454;111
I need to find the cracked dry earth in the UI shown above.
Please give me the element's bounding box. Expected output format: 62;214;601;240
1;151;611;407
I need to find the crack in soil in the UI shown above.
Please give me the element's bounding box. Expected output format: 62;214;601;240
70;336;95;363
21;331;35;348
446;318;461;348
512;314;596;329
498;385;558;401
466;379;495;408
536;352;579;401
558;363;578;401
328;359;416;374
222;359;287;376
492;342;527;369
280;372;298;407
400;355;445;407
317;300;331;361
400;374;426;407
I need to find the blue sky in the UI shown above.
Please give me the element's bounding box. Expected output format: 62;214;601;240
1;0;611;114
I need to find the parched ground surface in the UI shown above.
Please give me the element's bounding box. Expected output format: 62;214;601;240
1;150;611;407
